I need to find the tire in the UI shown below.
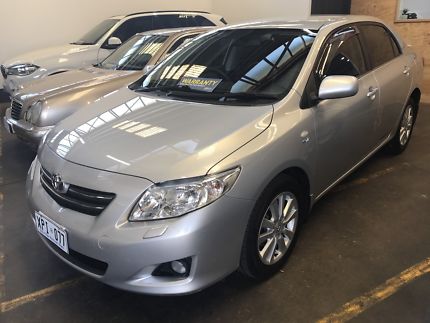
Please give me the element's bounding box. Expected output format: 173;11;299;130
385;98;417;155
239;174;306;280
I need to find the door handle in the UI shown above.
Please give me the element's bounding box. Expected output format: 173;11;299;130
367;87;379;100
403;66;411;76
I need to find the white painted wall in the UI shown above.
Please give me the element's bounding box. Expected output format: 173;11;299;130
0;0;212;65
212;0;311;23
0;0;311;87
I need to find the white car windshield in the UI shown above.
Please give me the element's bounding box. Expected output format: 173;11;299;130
73;19;119;45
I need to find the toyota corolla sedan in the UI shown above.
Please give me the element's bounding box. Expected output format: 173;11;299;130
4;27;212;147
27;16;423;295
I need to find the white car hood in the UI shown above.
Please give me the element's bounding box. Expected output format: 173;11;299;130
3;44;98;68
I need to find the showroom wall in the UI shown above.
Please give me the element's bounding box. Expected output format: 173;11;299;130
0;0;312;88
351;0;430;102
0;0;212;65
212;0;311;23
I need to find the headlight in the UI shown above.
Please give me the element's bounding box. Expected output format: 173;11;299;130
7;64;39;76
129;167;241;221
24;101;43;124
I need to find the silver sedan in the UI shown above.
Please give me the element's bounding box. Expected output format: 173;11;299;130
3;27;213;146
27;16;423;295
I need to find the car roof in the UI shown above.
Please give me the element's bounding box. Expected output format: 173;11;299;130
111;10;215;20
134;26;214;37
224;15;384;32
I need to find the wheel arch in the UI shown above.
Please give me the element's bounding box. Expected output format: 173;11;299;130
410;88;421;116
280;166;311;216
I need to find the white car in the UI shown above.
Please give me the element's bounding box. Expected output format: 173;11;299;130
1;11;226;95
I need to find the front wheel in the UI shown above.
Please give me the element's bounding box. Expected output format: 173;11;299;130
239;174;304;279
385;99;416;155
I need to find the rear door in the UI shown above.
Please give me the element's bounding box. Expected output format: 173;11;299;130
358;24;412;142
310;27;380;194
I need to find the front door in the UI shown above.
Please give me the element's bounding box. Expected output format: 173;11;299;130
311;27;380;195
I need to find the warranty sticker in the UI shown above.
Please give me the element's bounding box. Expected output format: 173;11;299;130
179;77;222;92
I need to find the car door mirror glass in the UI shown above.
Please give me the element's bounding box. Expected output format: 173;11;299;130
107;37;122;48
318;75;358;100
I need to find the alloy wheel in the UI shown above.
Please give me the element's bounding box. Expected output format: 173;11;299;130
400;105;414;146
257;192;299;265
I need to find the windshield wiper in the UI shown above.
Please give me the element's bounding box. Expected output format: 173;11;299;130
219;92;281;101
165;91;280;102
134;86;280;102
71;41;93;45
134;85;197;93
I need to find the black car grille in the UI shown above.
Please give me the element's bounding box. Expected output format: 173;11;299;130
10;99;23;120
43;237;108;276
40;167;116;216
0;65;6;79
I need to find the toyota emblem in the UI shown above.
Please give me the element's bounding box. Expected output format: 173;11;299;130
51;174;69;194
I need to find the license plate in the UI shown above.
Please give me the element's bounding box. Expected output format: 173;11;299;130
35;212;69;254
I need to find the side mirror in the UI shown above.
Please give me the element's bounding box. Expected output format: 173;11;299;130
144;65;155;74
107;37;122;48
318;75;359;100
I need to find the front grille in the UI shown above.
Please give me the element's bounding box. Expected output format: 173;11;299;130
0;65;6;79
10;99;23;120
43;237;108;276
40;167;116;216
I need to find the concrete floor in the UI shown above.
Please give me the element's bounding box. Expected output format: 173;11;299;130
0;101;429;323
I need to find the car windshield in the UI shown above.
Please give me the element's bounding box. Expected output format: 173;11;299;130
73;19;119;45
132;28;315;104
100;34;169;70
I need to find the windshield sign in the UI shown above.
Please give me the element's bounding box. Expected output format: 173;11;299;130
133;28;315;105
179;77;222;92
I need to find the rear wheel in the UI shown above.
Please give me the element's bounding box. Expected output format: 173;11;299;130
385;99;416;155
239;174;304;279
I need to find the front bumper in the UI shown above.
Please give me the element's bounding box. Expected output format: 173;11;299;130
27;150;254;295
4;108;53;145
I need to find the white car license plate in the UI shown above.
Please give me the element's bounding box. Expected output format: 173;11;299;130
35;212;69;254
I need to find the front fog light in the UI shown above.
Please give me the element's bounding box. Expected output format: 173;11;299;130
129;167;240;221
152;257;192;278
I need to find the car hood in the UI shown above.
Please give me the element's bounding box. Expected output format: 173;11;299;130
3;44;98;68
15;67;137;103
45;87;273;182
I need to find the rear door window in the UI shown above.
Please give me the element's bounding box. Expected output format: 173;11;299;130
166;35;198;55
359;25;400;69
110;17;154;43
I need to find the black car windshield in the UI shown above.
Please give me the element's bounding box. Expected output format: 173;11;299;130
100;34;169;70
73;19;119;45
133;28;315;104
